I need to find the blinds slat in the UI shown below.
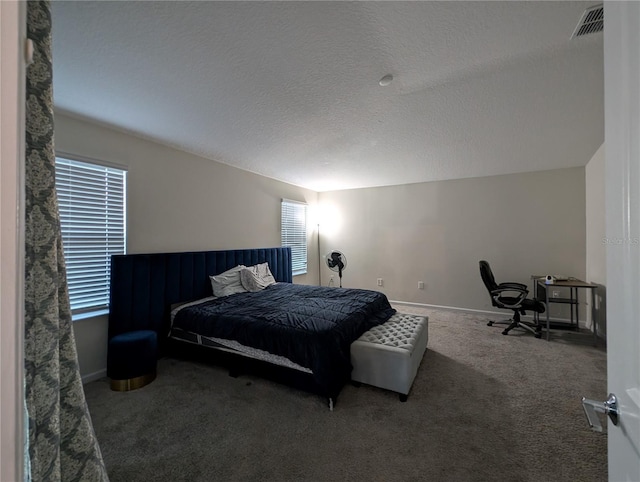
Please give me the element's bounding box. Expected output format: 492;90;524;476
55;156;127;313
281;200;307;275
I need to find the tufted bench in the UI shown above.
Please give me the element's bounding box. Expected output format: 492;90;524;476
351;313;428;401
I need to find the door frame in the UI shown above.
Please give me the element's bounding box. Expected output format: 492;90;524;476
0;1;26;481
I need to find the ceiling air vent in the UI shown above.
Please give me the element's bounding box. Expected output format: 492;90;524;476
571;4;603;39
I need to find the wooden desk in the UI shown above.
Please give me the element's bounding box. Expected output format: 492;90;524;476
532;277;598;342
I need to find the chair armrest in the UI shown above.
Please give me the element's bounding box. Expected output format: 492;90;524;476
490;286;528;309
498;282;528;291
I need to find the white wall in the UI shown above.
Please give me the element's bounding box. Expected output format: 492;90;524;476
57;110;594;378
55;112;319;380
319;168;587;315
585;143;606;336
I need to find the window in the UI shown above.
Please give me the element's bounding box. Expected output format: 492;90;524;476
55;156;127;317
281;199;307;276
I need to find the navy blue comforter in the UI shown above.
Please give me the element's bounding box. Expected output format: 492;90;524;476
171;283;396;395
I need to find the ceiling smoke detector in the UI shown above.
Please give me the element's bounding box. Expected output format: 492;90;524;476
571;4;603;39
379;74;394;87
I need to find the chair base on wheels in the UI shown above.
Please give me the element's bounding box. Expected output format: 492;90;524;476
493;312;542;338
487;318;513;328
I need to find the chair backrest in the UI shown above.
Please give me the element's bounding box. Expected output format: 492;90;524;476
479;260;498;292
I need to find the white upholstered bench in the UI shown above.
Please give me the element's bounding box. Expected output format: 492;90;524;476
351;313;428;402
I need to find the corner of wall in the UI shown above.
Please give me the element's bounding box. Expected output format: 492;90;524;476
585;143;606;337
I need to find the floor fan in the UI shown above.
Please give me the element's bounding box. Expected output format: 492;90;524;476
326;250;347;287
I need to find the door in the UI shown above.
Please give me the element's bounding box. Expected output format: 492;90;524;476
604;3;640;480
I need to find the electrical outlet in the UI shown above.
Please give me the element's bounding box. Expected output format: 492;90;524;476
377;278;383;287
418;281;425;290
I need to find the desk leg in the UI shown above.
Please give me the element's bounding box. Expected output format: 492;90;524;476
546;289;550;341
533;281;538;327
575;288;580;331
569;288;574;329
591;288;598;345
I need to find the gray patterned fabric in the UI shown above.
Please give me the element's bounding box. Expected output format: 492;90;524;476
24;2;108;480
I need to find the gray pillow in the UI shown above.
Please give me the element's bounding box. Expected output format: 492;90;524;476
209;265;247;297
240;262;276;292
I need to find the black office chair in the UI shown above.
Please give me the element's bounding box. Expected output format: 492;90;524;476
479;260;545;338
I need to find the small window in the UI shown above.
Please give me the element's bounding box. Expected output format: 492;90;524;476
281;199;307;276
55;156;127;317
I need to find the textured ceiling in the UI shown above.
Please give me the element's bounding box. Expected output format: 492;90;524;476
51;1;604;192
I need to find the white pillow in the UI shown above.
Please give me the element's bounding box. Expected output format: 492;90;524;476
240;262;276;292
209;265;247;297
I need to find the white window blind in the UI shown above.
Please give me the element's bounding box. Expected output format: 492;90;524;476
55;156;126;315
281;199;307;276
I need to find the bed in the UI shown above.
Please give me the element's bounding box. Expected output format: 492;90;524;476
108;247;395;409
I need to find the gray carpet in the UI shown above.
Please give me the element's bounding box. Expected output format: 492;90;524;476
84;305;607;481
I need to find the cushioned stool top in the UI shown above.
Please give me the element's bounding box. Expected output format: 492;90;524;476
356;313;427;351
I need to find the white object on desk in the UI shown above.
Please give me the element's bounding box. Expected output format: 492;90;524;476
544;275;570;284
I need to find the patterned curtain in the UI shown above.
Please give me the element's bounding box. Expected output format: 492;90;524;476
24;2;109;480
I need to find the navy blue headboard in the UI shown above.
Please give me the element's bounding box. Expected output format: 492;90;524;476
108;247;292;349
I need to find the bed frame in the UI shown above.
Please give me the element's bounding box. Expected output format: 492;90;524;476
108;247;340;407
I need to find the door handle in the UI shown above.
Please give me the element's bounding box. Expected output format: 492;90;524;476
581;393;619;432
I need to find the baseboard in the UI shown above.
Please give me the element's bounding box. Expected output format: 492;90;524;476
389;300;583;326
82;369;106;384
389;300;518;318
